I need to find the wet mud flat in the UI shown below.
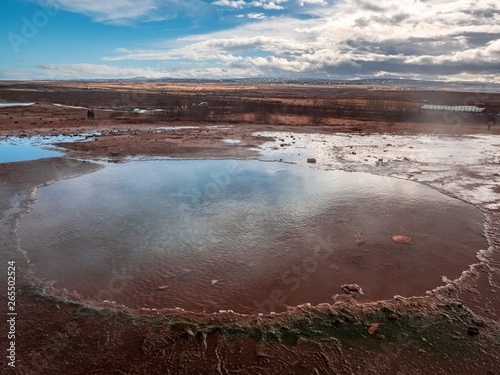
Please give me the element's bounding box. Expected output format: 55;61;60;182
7;285;500;375
1;128;500;374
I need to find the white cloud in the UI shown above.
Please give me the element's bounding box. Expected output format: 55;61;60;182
440;73;500;83
31;0;210;24
212;0;247;9
213;0;288;10
298;0;326;6
406;39;500;66
35;63;168;79
0;62;262;79
247;12;267;19
100;0;500;80
250;1;287;10
103;33;311;62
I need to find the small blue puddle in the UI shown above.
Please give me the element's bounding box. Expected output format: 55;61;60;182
0;144;62;163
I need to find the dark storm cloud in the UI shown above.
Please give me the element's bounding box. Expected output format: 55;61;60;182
344;36;466;56
461;7;500;19
354;13;410;27
351;0;387;12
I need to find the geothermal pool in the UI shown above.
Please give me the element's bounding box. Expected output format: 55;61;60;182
18;159;486;313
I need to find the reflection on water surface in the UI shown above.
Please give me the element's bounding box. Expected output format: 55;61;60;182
18;160;486;313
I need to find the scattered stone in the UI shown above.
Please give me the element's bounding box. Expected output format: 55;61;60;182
376;334;385;340
441;276;454;285
339;313;353;323
163;273;175;279
307;158;317;163
392;235;411;243
388;313;398;320
467;326;480;336
330;264;341;271
341;284;364;295
354;231;364;245
211;279;222;285
368;323;379;335
332;293;355;303
473;318;486;327
158;285;169;290
180;269;191;277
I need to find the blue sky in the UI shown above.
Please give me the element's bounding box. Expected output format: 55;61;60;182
1;0;500;81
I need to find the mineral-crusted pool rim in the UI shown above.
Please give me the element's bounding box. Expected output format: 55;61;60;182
16;158;487;314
